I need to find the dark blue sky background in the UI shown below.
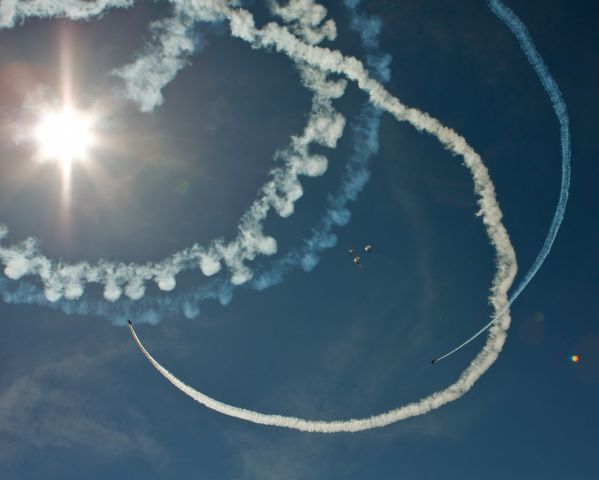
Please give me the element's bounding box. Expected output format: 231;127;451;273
0;1;597;478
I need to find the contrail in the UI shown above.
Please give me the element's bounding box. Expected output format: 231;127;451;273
128;313;499;433
0;0;389;325
433;0;571;363
120;0;517;430
2;0;564;428
251;0;390;290
0;6;350;302
0;0;134;28
0;0;389;323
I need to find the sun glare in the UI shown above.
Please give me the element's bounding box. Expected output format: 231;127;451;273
35;106;93;167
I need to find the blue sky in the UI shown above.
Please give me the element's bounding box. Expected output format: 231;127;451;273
0;0;597;478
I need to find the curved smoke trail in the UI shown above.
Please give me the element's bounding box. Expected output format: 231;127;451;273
1;0;559;429
119;0;517;431
0;0;389;324
433;0;571;363
0;4;350;302
129;313;499;432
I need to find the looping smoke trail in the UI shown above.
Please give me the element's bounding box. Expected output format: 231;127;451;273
119;0;517;431
1;0;553;429
433;0;571;363
0;0;387;323
0;6;350;302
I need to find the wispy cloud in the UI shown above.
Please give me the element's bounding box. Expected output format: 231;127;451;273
0;344;167;467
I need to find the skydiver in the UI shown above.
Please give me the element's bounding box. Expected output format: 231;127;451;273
364;244;372;253
349;248;357;256
353;256;362;267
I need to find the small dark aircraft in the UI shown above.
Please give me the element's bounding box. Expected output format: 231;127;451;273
128;319;132;325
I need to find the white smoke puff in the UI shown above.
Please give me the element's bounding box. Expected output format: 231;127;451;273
274;180;303;217
113;15;196;111
301;154;328;177
199;253;221;276
1;236;41;279
44;285;62;303
230;266;252;285
269;0;327;26
0;225;8;240
4;256;30;280
179;0;226;23
56;266;85;299
253;234;277;255
125;281;145;300
301;110;346;148
229;8;256;42
0;0;134;29
64;282;84;300
299;66;347;99
155;273;176;291
103;282;122;302
268;0;336;45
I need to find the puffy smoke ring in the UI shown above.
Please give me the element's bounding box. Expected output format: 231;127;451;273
122;0;519;432
0;2;352;303
1;0;568;431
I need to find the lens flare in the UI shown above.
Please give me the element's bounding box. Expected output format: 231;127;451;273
570;354;580;363
35;106;93;166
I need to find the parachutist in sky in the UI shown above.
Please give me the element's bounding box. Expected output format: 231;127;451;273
353;256;362;268
364;244;372;253
349;248;357;256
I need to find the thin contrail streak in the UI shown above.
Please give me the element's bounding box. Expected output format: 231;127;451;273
433;0;571;363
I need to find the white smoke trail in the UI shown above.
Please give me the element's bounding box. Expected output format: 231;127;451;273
0;0;133;28
117;0;518;431
251;0;390;290
0;0;350;302
0;0;387;324
3;0;566;429
433;0;571;363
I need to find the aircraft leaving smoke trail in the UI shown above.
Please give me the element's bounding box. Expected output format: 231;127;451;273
127;315;485;432
1;0;563;428
433;0;571;363
115;0;518;429
2;0;517;426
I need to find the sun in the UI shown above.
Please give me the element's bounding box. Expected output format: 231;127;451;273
35;106;93;167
